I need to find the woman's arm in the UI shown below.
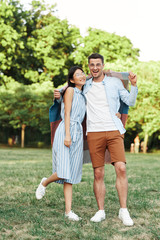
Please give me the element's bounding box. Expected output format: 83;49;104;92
63;87;74;147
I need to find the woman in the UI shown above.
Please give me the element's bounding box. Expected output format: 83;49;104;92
36;66;86;221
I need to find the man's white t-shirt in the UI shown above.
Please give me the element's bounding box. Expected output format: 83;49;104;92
85;81;118;132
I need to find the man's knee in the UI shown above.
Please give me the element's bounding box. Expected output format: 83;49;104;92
115;162;126;176
94;167;105;181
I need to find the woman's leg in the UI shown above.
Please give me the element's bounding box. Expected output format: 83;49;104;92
36;172;61;200
44;177;73;213
63;182;72;214
42;172;60;187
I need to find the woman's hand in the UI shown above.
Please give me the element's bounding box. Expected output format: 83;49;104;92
64;135;72;148
54;89;61;99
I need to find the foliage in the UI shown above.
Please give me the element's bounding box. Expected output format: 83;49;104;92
0;0;26;86
0;81;53;134
106;60;160;145
0;0;159;149
0;0;81;145
124;61;160;142
70;28;140;73
0;0;81;87
26;9;81;87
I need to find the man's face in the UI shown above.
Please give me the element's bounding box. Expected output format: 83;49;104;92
88;58;104;79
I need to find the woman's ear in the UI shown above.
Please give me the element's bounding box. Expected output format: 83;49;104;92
70;78;74;83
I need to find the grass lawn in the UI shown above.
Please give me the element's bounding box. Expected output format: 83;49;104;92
0;148;160;240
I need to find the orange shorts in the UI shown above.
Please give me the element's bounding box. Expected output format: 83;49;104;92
87;130;126;168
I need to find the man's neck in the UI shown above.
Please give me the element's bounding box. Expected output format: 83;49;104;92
93;73;105;82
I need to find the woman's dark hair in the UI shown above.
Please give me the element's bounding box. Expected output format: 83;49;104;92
62;66;84;97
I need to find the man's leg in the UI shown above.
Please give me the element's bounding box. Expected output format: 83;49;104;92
90;165;106;222
107;131;134;226
93;166;106;210
114;162;134;226
114;162;128;208
87;132;106;222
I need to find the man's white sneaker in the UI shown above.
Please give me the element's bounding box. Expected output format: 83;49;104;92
118;208;134;226
35;177;47;200
90;210;106;222
65;210;81;221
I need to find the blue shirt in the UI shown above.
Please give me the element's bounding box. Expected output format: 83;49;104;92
83;75;138;134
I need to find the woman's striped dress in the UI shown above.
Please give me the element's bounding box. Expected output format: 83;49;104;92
52;87;86;184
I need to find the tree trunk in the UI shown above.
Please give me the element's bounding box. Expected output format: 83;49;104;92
143;133;148;153
21;124;26;148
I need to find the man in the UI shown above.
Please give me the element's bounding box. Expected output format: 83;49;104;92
83;53;137;225
54;53;138;226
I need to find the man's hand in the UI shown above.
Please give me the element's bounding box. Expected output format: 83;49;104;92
116;112;121;119
129;71;137;87
54;89;61;99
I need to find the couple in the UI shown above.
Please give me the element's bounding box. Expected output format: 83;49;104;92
36;53;138;226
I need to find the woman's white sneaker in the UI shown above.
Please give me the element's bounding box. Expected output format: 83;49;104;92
90;210;106;222
35;177;47;200
65;210;81;221
118;208;134;226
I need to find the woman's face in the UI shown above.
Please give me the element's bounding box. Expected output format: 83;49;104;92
71;69;86;89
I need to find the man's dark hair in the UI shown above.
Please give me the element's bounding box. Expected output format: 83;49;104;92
88;53;104;64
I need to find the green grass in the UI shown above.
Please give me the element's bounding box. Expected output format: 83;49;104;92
0;148;160;240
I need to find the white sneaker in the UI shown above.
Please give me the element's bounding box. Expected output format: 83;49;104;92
118;208;134;226
90;210;106;222
65;210;81;221
35;177;47;200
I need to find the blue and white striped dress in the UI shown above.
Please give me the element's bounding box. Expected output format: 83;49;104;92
52;87;86;184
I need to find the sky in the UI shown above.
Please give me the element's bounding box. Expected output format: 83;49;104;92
21;0;160;62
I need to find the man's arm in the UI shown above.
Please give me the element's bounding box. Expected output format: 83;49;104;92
119;74;138;106
104;70;137;91
86;70;130;87
104;70;136;121
105;70;129;80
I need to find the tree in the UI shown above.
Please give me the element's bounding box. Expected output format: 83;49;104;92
103;60;160;152
0;81;53;147
0;0;159;150
128;61;160;152
0;0;82;87
70;28;140;73
0;0;25;86
26;11;82;87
